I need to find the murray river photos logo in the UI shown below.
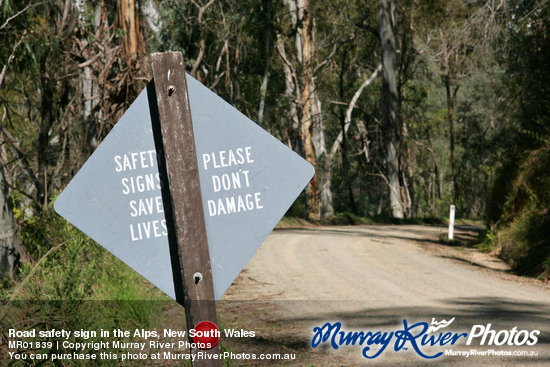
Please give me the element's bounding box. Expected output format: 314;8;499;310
311;318;540;360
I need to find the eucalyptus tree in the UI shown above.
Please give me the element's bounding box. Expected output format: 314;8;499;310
0;0;149;274
413;0;507;213
0;0;31;277
377;0;405;218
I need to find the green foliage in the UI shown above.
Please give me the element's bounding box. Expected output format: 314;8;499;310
476;230;498;253
12;205;100;300
499;203;549;278
285;194;309;219
506;0;550;145
1;204;166;365
482;0;550;279
221;345;235;367
522;128;550;146
11;201;165;301
489;148;550;279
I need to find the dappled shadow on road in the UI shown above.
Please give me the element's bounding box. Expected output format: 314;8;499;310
436;254;512;272
218;297;550;366
275;225;484;248
275;226;442;241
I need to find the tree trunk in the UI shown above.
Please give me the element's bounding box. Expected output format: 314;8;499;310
438;26;461;208
257;0;272;126
142;0;163;41
298;0;321;220
189;0;216;79
378;0;404;218
313;92;334;218
81;1;103;152
280;0;333;219
296;0;333;219
326;65;381;217
36;52;54;209
445;77;459;205
275;34;300;136
338;50;358;213
119;0;141;55
0;161;28;279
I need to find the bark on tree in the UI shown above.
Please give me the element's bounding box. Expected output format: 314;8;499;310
80;1;103;151
444;75;459;205
190;0;216;79
257;0;272;126
119;0;141;55
275;33;300;135
280;0;333;219
36;51;54;209
328;65;381;214
330;65;381;162
142;0;163;41
0;141;28;278
437;27;460;206
337;49;357;213
298;0;322;220
378;0;404;218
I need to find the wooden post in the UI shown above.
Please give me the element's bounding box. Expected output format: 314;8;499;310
150;52;221;366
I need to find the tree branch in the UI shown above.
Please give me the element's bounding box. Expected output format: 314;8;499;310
313;42;338;74
329;64;381;159
190;0;216;77
0;30;27;90
275;33;300;132
355;21;380;39
0;2;39;31
0;125;37;189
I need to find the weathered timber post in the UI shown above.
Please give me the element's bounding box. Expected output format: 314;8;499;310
151;51;221;367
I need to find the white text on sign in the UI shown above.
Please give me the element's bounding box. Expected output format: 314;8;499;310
114;150;167;242
202;147;264;217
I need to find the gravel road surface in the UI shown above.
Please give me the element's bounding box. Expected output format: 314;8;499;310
220;225;550;366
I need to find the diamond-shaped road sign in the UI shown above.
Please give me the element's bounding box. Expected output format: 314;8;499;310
54;73;314;301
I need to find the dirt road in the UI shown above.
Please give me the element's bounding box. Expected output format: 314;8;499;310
219;225;550;366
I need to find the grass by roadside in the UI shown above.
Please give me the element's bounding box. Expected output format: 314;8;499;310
475;221;550;281
0;203;168;365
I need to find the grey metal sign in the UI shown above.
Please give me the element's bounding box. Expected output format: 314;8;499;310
54;73;313;301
